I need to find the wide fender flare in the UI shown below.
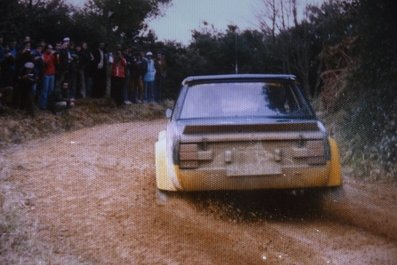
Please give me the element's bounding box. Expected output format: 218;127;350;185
155;131;179;191
327;137;342;187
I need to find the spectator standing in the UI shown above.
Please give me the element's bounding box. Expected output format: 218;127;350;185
13;40;33;109
32;43;44;101
1;48;16;88
123;47;134;104
131;51;145;103
143;51;156;103
78;42;91;98
155;51;167;102
17;62;37;116
32;43;44;75
92;42;106;98
73;44;83;98
69;42;78;100
15;39;33;73
110;49;127;106
56;37;72;94
39;44;57;110
105;44;113;97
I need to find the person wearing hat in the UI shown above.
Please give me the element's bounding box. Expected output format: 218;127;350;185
143;51;156;103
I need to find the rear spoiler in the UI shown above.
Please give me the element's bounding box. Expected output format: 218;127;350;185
183;122;319;134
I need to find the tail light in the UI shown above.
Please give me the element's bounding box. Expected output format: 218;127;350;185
293;140;327;165
179;143;213;169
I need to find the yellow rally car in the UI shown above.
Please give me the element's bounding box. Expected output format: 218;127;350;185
155;74;342;191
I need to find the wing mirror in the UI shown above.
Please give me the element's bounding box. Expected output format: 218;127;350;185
165;108;173;119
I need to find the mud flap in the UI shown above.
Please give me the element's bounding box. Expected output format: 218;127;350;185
155;131;178;191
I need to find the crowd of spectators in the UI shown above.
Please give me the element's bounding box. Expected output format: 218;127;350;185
0;35;167;116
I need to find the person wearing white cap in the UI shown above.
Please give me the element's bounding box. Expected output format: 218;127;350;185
143;51;156;102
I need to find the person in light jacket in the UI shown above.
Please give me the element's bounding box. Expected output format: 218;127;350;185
143;51;156;103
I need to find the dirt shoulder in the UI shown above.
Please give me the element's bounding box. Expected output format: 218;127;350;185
0;98;170;149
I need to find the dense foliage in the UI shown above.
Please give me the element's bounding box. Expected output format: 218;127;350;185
0;0;171;45
339;0;397;178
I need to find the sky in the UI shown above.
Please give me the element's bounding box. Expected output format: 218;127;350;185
147;0;326;44
68;0;325;45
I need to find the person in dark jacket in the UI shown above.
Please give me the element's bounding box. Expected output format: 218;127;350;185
17;62;37;116
48;82;72;115
92;42;106;98
56;38;71;93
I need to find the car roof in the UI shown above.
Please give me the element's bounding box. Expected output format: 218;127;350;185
182;74;296;86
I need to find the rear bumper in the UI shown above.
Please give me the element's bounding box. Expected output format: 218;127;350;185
174;163;333;191
156;132;342;191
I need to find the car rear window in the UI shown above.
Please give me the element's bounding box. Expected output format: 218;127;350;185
179;81;314;119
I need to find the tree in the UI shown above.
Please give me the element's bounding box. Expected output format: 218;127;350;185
257;0;300;37
0;0;78;43
85;0;172;45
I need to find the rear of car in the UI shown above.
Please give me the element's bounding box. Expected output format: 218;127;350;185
155;74;341;191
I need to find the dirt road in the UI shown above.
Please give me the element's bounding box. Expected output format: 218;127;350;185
1;119;396;264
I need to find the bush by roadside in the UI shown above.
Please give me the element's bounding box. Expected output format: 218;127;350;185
315;97;396;183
